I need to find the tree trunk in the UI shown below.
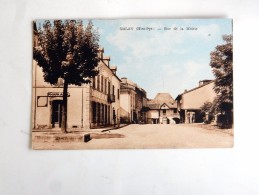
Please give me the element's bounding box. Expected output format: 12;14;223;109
61;80;68;133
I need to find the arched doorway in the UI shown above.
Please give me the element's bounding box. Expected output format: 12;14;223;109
173;117;180;124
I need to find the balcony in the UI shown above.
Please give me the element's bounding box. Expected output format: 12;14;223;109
107;94;115;103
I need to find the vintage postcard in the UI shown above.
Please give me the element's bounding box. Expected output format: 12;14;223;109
32;19;233;149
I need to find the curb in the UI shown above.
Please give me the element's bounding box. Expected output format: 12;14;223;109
101;124;130;132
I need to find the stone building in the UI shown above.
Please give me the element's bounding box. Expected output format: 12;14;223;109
146;93;180;124
175;80;216;123
32;47;121;131
120;78;147;123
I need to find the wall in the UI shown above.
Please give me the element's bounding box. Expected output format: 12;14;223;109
147;110;159;119
181;82;216;110
111;74;121;124
33;61;85;129
120;92;130;120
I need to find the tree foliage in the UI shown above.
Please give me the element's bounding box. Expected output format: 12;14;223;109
210;35;233;128
200;101;214;124
200;101;213;114
34;20;100;85
33;20;100;132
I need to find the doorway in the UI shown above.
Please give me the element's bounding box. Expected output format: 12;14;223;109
162;117;169;124
52;100;63;128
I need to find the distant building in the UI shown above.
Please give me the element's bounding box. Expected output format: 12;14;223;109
120;78;148;123
175;80;216;123
146;93;180;124
32;47;121;131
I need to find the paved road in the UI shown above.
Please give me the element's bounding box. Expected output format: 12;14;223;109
33;124;233;149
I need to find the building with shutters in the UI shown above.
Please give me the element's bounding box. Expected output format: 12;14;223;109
32;46;121;131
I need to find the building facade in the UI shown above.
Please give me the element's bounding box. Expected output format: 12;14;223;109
146;93;180;124
175;80;216;123
120;78;147;123
32;47;121;131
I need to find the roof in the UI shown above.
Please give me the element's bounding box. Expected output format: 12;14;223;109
120;82;135;91
147;104;160;109
154;93;175;103
120;78;146;96
99;58;121;82
175;80;215;101
147;93;177;109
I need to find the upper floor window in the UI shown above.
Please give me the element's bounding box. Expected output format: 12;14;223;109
97;75;100;91
101;76;103;92
108;81;111;95
112;85;115;95
92;77;96;89
104;79;107;94
55;77;64;87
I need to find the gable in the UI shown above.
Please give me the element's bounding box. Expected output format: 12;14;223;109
160;103;169;109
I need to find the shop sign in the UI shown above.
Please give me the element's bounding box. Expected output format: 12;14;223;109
47;92;70;97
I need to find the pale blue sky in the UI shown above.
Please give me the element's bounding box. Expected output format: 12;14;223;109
36;19;232;99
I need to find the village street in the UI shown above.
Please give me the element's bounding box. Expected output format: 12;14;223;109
33;124;233;149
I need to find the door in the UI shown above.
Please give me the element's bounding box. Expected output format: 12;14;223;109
52;100;63;128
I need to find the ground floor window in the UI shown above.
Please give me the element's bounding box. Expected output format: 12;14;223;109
92;101;111;126
92;102;97;123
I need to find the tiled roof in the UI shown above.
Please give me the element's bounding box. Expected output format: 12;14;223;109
147;93;177;109
147;104;160;109
154;93;175;103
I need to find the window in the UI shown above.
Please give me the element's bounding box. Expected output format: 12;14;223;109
93;77;96;89
163;109;166;115
97;75;100;91
108;81;111;95
101;76;103;92
55;77;64;87
104;79;107;94
117;89;120;99
112;85;115;95
92;102;96;123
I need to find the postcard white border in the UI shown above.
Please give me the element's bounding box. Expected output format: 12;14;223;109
0;0;259;194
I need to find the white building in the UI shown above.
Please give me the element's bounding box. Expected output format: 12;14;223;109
120;78;147;123
32;48;121;131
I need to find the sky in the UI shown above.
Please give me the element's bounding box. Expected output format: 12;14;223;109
36;19;232;99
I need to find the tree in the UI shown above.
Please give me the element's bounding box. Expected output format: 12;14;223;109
33;20;100;133
210;35;233;128
200;101;213;123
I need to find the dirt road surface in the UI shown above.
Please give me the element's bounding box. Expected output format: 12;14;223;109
32;124;233;149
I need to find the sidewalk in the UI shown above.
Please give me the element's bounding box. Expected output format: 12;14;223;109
32;124;130;147
32;123;129;134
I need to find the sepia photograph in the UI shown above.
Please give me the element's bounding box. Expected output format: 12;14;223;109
32;18;233;149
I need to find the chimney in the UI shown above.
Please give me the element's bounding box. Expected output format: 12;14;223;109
103;56;110;67
98;47;104;59
110;65;117;75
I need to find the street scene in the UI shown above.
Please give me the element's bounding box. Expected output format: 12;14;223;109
32;19;233;149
